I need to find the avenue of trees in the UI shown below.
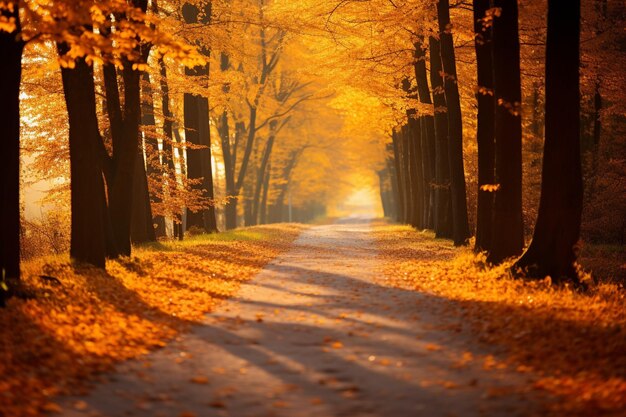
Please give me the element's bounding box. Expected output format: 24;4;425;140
1;0;624;304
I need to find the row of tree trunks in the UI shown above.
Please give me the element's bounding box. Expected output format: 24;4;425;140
387;34;458;242
0;4;25;304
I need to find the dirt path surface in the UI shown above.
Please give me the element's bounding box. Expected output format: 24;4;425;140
59;221;537;417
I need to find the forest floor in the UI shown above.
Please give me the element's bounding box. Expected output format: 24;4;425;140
1;220;624;417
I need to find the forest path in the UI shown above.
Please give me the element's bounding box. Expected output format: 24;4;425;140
59;220;537;417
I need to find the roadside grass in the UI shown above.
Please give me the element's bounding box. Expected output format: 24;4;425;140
0;224;306;417
374;224;626;417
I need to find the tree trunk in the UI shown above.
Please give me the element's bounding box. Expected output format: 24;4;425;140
1;6;24;304
182;2;217;234
140;71;164;238
437;0;470;245
102;61;142;257
391;132;406;223
429;36;453;239
197;97;219;233
514;0;583;283
414;40;436;229
489;0;524;263
260;161;271;224
252;121;277;223
408;118;424;229
401;125;414;226
473;0;496;253
129;72;157;244
58;44;107;268
130;148;156;243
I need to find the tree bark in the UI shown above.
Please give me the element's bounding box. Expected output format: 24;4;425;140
58;44;107;268
391;131;406;223
408;118;424;229
1;5;24;304
429;37;453;239
437;0;470;245
183;1;218;234
414;40;436;229
473;0;496;253
489;0;524;263
514;0;583;283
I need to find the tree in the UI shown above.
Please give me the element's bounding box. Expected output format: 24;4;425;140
182;1;219;234
473;0;496;253
0;2;24;304
436;0;470;246
514;0;583;283
489;0;524;263
429;36;453;239
57;45;108;268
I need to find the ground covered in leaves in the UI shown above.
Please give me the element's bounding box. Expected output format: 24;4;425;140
0;224;305;417
374;224;626;417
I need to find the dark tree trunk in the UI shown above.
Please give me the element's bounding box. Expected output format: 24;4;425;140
473;0;496;253
58;44;107;268
391;132;406;223
130;148;156;243
437;0;470;245
129;72;157;244
514;0;583;283
414;40;436;229
183;2;218;234
386;145;399;221
102;61;143;257
184;93;204;231
401;125;414;226
489;0;524;263
408;118;424;229
1;5;24;304
429;37;453;239
197;97;219;233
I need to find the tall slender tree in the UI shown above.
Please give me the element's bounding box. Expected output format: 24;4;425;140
429;36;453;239
514;0;583;283
473;0;496;253
0;2;24;304
436;0;470;246
414;39;436;229
489;0;524;263
182;1;218;234
58;45;108;268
